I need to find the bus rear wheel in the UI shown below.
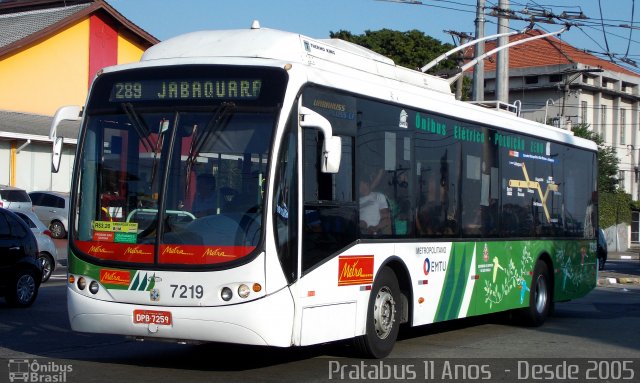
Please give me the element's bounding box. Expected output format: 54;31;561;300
517;260;551;327
354;266;400;358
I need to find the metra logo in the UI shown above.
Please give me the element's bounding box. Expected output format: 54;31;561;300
338;256;374;286
162;246;194;256
124;246;152;256
100;269;130;285
88;245;113;254
424;258;447;276
202;248;234;258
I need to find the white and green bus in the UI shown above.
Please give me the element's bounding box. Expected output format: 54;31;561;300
53;22;598;358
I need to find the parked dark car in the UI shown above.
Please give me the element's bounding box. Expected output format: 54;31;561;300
597;228;608;271
0;208;42;307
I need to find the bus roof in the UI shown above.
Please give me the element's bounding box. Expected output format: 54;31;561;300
141;22;454;96
136;22;597;152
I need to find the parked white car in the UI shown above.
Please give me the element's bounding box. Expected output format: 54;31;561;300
12;210;58;282
29;191;70;239
0;184;32;212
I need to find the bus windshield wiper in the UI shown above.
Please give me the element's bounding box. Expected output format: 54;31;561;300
121;103;154;152
184;103;236;195
122;103;167;193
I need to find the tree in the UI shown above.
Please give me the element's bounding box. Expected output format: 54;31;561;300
329;29;457;73
571;123;619;193
329;29;471;98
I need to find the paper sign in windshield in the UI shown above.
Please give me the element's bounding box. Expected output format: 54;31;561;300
92;221;139;243
93;221;138;233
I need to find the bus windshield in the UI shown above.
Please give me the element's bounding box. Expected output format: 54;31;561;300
72;65;287;267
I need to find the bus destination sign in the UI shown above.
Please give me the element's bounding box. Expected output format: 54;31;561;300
110;79;262;102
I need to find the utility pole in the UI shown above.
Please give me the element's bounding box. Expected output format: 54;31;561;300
495;0;509;103
456;35;467;100
559;68;603;130
444;31;473;100
472;0;485;101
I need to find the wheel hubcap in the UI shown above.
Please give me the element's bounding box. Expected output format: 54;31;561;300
16;274;36;304
534;275;548;314
40;257;52;280
373;286;396;339
51;223;62;237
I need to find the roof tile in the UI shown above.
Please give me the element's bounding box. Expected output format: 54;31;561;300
476;30;640;78
0;4;90;48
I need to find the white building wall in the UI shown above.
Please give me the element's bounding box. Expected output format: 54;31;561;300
0;140;73;193
51;145;74;192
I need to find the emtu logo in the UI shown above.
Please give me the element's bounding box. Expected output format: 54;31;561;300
424;257;447;276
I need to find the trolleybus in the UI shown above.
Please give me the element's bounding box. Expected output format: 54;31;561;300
52;22;598;358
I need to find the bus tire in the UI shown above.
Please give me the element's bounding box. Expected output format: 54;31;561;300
518;260;551;327
354;266;400;358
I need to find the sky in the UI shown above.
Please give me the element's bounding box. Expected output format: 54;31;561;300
107;0;640;73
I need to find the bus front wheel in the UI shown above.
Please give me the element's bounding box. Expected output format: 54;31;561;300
517;260;551;326
354;266;400;358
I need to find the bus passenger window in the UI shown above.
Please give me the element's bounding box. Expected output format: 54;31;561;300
359;169;392;236
302;130;357;273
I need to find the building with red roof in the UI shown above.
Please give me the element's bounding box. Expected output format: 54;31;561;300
0;0;158;192
470;30;640;199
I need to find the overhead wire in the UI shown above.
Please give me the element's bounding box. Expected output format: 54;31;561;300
374;0;639;72
597;0;614;61
624;0;635;58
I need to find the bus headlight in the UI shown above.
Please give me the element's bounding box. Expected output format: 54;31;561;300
89;281;100;294
77;277;87;290
221;287;233;301
238;284;250;299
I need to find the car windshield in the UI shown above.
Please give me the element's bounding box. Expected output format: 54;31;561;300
72;65;287;267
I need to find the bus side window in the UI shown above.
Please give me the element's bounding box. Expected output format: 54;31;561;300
302;130;357;273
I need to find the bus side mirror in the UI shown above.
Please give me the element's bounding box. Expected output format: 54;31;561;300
50;105;81;173
299;106;341;173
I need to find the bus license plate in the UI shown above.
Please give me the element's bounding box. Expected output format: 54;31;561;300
133;310;172;325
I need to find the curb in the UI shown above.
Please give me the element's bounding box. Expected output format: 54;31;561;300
597;277;640;286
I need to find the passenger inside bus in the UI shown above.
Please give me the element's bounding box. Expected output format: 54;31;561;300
193;173;218;217
359;170;391;235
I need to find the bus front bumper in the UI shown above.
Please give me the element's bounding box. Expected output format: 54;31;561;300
67;286;295;347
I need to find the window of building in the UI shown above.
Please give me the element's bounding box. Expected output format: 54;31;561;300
581;101;588;124
620;108;627;144
525;76;539;84
601;105;608;137
549;74;562;83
